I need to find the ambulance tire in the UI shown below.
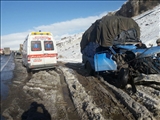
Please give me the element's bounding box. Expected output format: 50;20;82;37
22;61;25;67
27;67;32;73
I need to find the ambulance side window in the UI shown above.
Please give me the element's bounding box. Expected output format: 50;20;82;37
31;41;42;51
44;41;54;50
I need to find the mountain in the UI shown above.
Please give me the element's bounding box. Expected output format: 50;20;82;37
56;32;83;63
56;4;160;63
115;0;160;17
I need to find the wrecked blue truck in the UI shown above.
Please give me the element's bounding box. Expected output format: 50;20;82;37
80;16;160;91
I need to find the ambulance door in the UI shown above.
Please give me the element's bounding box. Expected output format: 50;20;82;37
43;40;57;67
30;40;45;67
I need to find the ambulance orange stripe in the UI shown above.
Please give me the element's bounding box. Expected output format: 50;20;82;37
28;53;58;58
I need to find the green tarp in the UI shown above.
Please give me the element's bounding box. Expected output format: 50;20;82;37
80;15;140;51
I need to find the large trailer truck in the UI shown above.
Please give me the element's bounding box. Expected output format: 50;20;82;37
3;47;11;56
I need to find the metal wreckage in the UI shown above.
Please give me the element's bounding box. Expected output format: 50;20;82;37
80;15;160;93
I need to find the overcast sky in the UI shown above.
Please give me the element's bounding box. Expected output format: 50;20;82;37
1;1;125;50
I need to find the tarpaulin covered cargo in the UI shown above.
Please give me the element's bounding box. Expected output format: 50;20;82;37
80;15;140;52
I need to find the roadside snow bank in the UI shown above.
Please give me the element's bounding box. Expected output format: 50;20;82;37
59;66;105;120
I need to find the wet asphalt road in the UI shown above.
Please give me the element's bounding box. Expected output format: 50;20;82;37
1;53;15;120
1;53;15;100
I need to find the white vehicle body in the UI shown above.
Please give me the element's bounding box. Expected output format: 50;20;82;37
22;31;58;72
3;47;11;55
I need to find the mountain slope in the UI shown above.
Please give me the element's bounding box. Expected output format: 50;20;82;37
57;4;160;63
115;0;160;17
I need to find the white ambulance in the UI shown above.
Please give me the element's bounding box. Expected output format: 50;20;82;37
22;31;58;73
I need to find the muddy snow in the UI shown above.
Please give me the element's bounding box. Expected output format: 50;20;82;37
1;58;160;120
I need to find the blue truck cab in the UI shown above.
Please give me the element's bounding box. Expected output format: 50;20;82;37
82;43;137;74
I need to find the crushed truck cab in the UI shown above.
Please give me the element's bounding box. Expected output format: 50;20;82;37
80;15;160;92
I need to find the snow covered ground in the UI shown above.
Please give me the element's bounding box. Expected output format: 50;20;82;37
57;4;160;63
56;32;83;63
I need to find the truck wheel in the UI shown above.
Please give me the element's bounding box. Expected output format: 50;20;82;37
86;62;94;75
117;68;129;88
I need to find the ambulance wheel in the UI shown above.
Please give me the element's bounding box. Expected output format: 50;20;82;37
117;68;129;88
86;61;94;75
22;61;25;67
27;67;32;73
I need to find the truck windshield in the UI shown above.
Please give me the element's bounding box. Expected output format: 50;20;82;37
31;41;42;51
44;41;54;51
